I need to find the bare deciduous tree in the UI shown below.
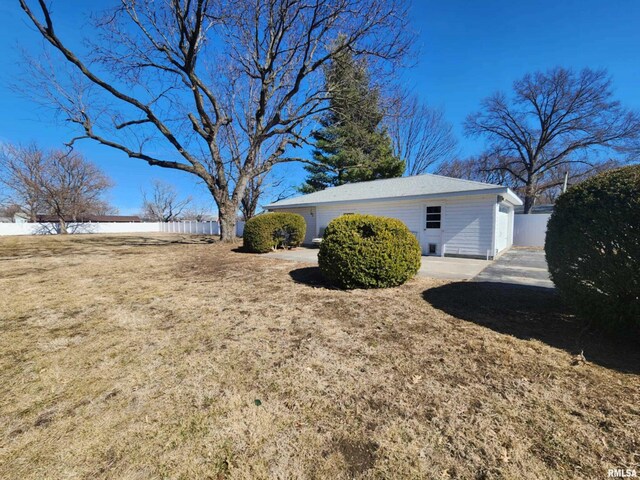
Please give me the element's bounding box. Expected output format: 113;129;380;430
0;202;24;220
141;180;192;222
0;144;113;233
434;154;518;187
181;204;215;221
386;93;458;175
465;67;640;212
436;154;623;205
535;159;622;204
19;0;411;241
240;172;291;221
0;144;43;221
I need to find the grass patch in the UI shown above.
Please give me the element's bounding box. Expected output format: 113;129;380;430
0;234;638;479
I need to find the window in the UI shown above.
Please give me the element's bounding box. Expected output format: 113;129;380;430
428;243;437;254
498;204;510;214
426;206;441;229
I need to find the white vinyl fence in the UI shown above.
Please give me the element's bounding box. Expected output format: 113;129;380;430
0;220;245;237
513;214;551;247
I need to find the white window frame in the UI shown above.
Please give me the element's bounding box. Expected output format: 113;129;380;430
425;205;443;230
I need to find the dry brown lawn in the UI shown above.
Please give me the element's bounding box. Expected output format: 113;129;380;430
0;234;638;479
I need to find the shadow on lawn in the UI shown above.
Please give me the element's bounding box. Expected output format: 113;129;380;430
289;266;334;289
423;281;640;374
0;235;219;259
86;235;218;247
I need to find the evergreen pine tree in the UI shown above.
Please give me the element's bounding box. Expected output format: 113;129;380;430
300;47;404;193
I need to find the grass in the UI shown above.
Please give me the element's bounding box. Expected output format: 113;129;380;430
0;234;638;479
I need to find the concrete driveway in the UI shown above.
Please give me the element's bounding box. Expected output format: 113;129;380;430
473;248;554;288
264;247;490;281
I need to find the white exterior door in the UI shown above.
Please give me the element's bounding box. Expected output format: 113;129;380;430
495;204;510;253
421;204;444;256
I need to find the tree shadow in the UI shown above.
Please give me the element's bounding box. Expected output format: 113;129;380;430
1;235;220;259
76;235;218;248
289;266;334;289
422;281;640;374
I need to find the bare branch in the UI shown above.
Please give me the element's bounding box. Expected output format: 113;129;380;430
464;67;640;212
18;0;413;240
141;180;192;222
385;91;458;175
0;143;114;230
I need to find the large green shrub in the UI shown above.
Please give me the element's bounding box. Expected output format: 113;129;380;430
243;212;306;253
318;214;421;289
545;165;640;332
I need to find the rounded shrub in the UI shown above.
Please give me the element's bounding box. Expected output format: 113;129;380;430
318;214;421;289
545;164;640;333
243;212;306;253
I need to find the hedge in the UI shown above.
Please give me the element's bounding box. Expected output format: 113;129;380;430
318;214;421;289
544;164;640;333
243;212;306;253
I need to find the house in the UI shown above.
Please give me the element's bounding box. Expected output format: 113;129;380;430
0;211;29;223
266;174;523;259
13;212;29;223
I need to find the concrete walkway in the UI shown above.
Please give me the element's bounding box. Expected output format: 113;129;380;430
264;247;490;281
473;247;554;288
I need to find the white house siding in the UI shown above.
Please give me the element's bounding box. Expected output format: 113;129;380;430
273;207;317;244
302;194;500;257
315;199;424;238
439;195;496;258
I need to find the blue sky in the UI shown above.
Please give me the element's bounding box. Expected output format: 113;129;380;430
1;0;639;215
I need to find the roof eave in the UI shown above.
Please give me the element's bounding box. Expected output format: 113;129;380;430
503;188;523;206
267;186;522;209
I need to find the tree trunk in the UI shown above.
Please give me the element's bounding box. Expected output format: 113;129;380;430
523;175;536;214
58;217;68;234
218;205;238;243
523;195;534;214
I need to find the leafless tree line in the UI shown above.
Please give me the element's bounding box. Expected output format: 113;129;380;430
0;144;113;233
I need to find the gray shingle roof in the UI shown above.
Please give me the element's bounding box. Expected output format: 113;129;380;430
268;174;522;208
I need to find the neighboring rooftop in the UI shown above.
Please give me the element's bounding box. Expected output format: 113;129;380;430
36;215;142;223
514;204;555;214
268;174;522;208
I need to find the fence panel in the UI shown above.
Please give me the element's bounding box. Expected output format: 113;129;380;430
0;220;242;237
0;221;227;237
0;223;43;236
88;222;162;234
513;214;551;247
